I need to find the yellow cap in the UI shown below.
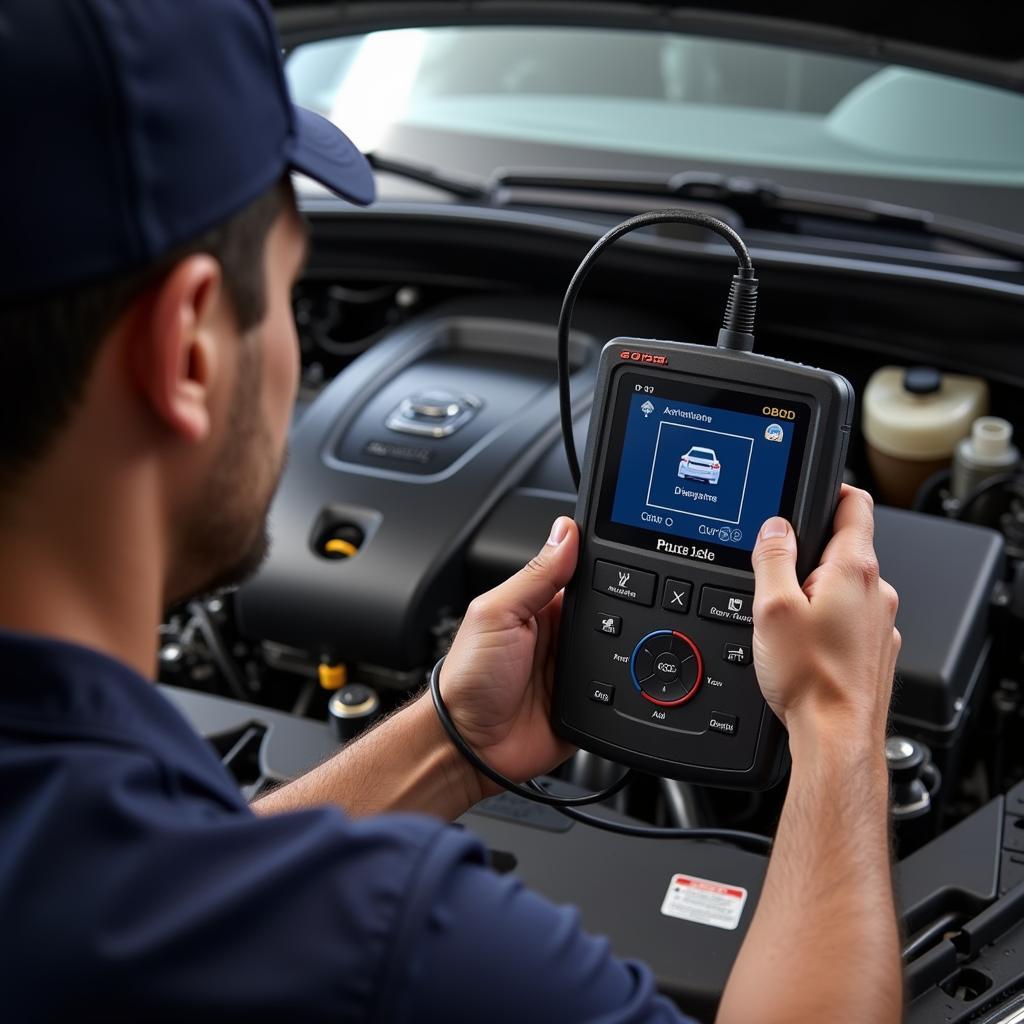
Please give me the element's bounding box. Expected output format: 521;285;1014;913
318;662;347;690
323;538;358;558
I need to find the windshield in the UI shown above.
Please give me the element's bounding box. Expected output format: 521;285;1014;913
286;25;1024;230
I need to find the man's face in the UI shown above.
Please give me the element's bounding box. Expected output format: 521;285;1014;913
169;203;307;604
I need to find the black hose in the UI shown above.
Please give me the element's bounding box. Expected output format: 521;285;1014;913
188;601;249;702
956;472;1023;521
910;468;951;513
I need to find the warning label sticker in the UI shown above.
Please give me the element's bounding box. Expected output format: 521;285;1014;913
660;873;748;931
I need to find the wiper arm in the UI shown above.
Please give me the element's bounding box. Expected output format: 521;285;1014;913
365;151;489;201
492;168;1024;261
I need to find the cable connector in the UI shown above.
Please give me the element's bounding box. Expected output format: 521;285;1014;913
717;267;758;352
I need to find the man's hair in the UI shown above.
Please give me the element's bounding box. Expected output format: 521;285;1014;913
0;179;289;486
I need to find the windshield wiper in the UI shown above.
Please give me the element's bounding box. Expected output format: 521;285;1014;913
490;168;1024;261
365;152;490;201
362;154;1024;262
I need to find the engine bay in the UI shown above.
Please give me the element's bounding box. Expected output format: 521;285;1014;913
158;199;1024;1021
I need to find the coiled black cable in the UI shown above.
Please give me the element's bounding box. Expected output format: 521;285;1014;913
428;654;630;809
430;657;772;853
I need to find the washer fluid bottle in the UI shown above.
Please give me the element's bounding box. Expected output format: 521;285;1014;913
863;366;988;507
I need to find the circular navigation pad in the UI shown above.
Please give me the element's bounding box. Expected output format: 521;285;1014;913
630;630;703;707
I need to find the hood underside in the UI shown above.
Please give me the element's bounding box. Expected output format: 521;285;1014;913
272;2;1024;94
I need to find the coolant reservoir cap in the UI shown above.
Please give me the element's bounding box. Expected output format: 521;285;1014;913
863;365;989;460
903;366;941;395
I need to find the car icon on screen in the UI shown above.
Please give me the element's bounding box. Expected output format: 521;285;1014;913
678;446;720;485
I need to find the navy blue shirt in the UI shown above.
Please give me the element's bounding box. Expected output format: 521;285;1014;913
0;630;694;1022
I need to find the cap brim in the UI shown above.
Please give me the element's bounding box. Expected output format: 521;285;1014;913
286;106;376;206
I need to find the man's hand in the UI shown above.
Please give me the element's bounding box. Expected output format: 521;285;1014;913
717;484;903;1024
439;516;580;798
254;517;579;821
751;484;900;744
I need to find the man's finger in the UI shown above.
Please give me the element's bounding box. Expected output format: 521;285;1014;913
476;517;579;625
817;486;877;578
751;517;803;615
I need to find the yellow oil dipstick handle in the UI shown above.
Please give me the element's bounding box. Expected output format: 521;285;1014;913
323;538;358;558
318;661;347;691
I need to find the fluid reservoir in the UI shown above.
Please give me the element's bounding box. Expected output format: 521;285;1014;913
863;366;988;507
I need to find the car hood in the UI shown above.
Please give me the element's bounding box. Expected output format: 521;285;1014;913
272;2;1023;94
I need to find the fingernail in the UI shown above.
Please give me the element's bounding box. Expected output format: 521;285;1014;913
761;517;789;539
546;517;569;546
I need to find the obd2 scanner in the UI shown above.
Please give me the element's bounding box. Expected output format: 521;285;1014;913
431;211;852;847
551;341;852;788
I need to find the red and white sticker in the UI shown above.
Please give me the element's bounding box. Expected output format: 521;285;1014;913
660;873;748;931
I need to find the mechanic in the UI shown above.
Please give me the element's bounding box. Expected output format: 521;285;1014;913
0;2;902;1021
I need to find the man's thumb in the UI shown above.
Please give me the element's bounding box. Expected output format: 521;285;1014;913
751;517;801;609
494;517;579;621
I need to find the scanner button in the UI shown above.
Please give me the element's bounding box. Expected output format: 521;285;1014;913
698;586;754;626
589;682;615;705
723;642;751;665
651;679;689;703
592;561;656;606
667;635;695;661
632;630;703;707
633;647;654;681
646;632;675;656
708;713;739;736
594;613;622;636
662;579;693;614
653;652;680;683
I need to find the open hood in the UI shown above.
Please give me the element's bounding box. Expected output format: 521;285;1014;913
273;2;1024;95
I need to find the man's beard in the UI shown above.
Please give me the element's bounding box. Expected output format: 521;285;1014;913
170;340;286;604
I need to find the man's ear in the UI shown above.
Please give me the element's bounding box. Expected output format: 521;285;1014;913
129;254;226;444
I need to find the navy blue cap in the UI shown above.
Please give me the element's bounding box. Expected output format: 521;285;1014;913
0;0;375;301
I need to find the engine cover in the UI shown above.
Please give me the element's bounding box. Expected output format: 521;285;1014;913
236;302;596;668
